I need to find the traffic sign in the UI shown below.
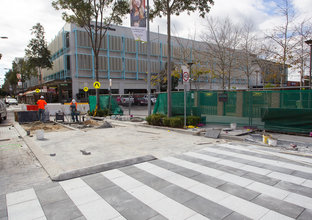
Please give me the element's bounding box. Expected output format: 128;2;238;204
83;87;89;92
35;89;40;93
183;72;189;82
93;81;101;89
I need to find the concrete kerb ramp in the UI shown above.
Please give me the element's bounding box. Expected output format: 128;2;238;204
13;122;157;181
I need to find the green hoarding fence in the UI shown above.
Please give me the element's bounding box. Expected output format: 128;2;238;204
89;95;123;115
153;90;312;134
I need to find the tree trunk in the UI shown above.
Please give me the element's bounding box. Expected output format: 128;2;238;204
95;51;100;110
167;6;172;117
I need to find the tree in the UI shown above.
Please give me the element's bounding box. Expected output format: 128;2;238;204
150;0;214;117
265;0;296;87
52;0;129;109
25;23;52;86
201;17;241;90
236;22;259;89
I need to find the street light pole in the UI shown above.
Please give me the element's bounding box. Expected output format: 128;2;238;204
305;40;312;89
147;0;152;116
187;62;193;90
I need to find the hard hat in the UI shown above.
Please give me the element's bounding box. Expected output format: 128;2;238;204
72;99;76;103
40;96;44;99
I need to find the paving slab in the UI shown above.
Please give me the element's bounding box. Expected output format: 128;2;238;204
15;120;220;180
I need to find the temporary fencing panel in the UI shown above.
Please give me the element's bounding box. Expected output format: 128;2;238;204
89;95;123;115
153;90;312;134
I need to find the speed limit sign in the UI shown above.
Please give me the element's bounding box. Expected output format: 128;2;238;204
183;72;189;82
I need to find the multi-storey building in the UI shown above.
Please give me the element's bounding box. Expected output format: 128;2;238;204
37;23;286;102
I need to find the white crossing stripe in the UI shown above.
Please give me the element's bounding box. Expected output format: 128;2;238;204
203;145;312;175
162;156;312;210
135;162;293;220
101;169;209;220
219;143;312;174
186;151;312;187
6;188;46;220
60;178;125;220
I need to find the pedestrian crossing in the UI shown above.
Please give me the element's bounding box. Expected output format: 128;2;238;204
3;143;312;220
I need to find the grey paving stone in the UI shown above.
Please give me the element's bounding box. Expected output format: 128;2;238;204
0;195;7;218
184;196;233;219
119;165;144;175
291;170;312;180
97;185;162;220
42;199;83;220
217;183;260;201
72;216;87;220
241;172;280;186
35;185;69;206
259;163;294;174
33;181;60;192
155;159;202;178
122;167;171;190
147;215;168;220
192;174;226;188
158;184;197;204
297;208;312;220
251;194;304;219
177;155;224;170
222;211;251;220
218;165;248;176
82;173;115;191
274;181;312;198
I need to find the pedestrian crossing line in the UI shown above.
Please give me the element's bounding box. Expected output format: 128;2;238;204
6;188;46;220
135;162;293;220
101;169;209;220
203;145;312;175
186;151;312;187
220;143;312;170
162;156;312;210
59;178;125;220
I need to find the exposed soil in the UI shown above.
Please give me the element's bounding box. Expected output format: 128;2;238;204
82;119;100;126
22;121;70;132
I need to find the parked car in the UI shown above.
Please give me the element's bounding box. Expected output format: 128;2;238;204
134;96;148;105
5;97;18;105
121;96;134;106
143;95;157;104
0;100;7;123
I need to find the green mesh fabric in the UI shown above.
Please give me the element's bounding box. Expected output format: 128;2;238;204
89;95;123;115
153;90;312;134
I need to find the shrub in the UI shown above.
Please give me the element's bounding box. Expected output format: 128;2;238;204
145;115;152;125
163;117;171;127
151;114;166;126
170;117;184;128
88;108;111;117
187;116;201;126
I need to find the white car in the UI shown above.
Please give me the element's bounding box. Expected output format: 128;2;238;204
6;98;18;105
0;100;7;123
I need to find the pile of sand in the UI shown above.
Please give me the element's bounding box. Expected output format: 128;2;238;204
22;122;68;132
82;120;100;126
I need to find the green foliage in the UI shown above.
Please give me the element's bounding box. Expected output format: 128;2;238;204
145;114;166;126
169;117;184;128
186;116;201;126
25;23;52;70
88;108;111;117
163;117;171;127
150;0;214;19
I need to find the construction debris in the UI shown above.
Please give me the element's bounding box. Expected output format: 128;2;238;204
96;121;113;129
80;150;91;155
205;129;221;139
22;121;69;133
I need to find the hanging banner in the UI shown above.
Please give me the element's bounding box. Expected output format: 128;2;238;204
130;0;147;42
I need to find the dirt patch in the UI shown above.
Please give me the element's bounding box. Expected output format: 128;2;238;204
82;120;100;126
22;122;69;132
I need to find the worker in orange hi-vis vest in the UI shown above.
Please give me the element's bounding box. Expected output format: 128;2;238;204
37;96;47;122
70;99;79;122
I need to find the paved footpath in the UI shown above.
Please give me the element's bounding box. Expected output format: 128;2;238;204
2;142;312;220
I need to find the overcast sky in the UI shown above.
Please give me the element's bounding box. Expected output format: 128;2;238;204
0;0;311;85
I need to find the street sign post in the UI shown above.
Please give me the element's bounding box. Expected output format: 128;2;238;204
93;81;101;89
181;65;189;128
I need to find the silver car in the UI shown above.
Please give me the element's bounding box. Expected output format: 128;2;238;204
0;100;7;123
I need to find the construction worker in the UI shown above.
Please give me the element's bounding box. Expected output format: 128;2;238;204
37;96;47;122
70;99;79;122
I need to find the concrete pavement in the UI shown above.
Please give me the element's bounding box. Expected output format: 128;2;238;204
2;142;312;219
